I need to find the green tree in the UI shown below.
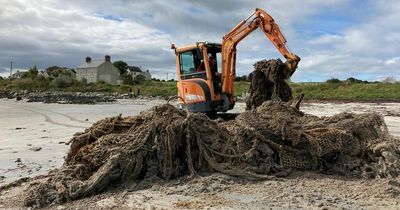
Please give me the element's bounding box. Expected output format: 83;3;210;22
45;66;73;78
46;66;61;76
113;60;128;75
326;78;341;83
120;73;134;85
346;77;368;84
234;75;248;82
27;65;39;80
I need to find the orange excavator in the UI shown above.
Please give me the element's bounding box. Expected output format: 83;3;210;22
171;8;300;113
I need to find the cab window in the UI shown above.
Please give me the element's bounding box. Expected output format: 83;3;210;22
180;51;196;74
180;50;205;80
216;52;221;73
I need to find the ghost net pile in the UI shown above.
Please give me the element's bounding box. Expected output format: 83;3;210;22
246;59;294;110
22;100;400;208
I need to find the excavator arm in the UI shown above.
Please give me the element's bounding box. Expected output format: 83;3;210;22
221;8;300;98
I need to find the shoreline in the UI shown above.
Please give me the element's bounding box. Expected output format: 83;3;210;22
1;88;400;104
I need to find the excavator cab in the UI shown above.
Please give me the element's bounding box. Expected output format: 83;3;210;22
172;42;232;113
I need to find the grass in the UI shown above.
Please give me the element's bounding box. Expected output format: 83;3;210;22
0;78;178;97
128;80;177;97
233;81;400;101
1;77;399;101
291;82;400;101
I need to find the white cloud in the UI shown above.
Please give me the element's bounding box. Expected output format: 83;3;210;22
0;0;171;70
0;0;398;81
293;0;400;81
385;57;400;66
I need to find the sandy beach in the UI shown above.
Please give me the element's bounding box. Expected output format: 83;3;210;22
1;99;400;209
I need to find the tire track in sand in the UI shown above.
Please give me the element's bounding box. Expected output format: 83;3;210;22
23;108;87;129
35;108;94;124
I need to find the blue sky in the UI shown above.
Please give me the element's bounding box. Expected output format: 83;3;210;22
0;0;399;82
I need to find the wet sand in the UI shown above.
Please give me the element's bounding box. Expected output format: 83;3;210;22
0;99;166;184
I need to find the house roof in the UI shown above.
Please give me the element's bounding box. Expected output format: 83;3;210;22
128;66;142;72
77;60;104;68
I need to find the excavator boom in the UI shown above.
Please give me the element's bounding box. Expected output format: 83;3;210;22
221;8;300;100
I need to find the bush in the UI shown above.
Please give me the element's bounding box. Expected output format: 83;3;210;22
135;75;146;81
19;72;29;79
119;84;132;92
93;81;114;92
326;78;341;83
234;75;248;82
11;78;37;90
53;77;70;88
120;73;134;85
81;78;87;84
0;77;9;88
346;77;368;84
96;80;107;85
36;75;50;88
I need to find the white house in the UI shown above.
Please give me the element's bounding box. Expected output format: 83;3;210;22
76;55;120;85
11;71;27;79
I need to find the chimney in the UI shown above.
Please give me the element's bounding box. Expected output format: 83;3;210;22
105;55;111;62
86;57;91;63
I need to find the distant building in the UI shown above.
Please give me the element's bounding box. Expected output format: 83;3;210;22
11;71;27;79
76;55;120;85
38;71;49;78
128;66;151;80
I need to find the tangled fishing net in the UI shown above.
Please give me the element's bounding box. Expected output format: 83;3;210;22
22;60;400;208
246;59;294;110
